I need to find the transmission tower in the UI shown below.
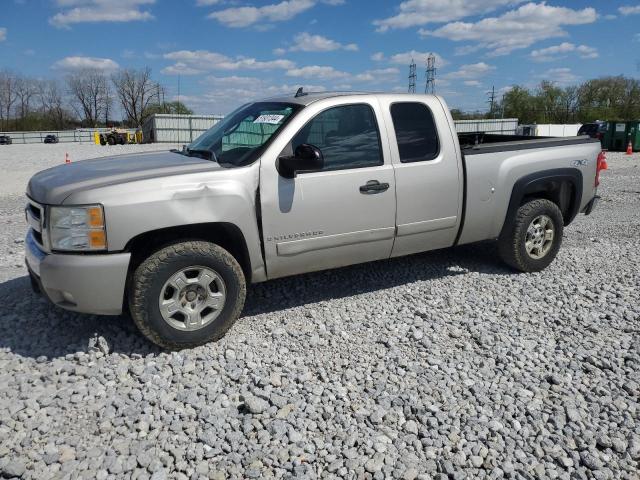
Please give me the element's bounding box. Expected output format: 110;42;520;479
425;53;436;94
487;85;496;118
408;59;417;93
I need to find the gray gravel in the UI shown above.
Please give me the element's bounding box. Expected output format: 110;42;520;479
0;145;638;479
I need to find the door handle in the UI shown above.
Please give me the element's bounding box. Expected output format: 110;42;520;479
359;180;390;194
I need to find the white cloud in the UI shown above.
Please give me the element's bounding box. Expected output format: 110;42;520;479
162;50;295;75
52;55;120;71
443;62;495;79
0;28;6;42
353;68;400;83
207;0;342;28
374;50;448;68
373;0;526;32
463;80;482;87
619;5;640;15
50;0;155;28
537;67;579;85
289;32;358;52
195;0;221;5
421;2;597;56
530;42;599;62
273;47;287;56
285;65;399;84
181;76;326;114
286;65;349;80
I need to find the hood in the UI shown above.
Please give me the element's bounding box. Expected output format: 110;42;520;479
27;150;220;204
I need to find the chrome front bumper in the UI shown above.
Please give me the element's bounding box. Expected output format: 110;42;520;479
25;230;131;315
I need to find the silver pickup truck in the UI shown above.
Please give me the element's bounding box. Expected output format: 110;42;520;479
25;92;605;349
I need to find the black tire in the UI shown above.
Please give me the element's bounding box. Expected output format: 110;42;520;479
498;199;564;273
128;241;246;349
107;135;116;146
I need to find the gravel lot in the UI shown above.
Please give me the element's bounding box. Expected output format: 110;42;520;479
0;144;638;480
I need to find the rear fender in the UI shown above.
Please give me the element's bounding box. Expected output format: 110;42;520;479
501;168;583;234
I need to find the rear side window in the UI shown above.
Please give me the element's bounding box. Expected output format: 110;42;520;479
292;104;383;171
390;102;439;163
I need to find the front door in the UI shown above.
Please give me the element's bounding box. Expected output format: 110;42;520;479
259;100;396;279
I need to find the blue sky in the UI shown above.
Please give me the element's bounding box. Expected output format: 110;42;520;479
1;0;639;114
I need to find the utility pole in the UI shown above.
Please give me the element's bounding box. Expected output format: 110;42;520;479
487;86;496;118
408;59;417;93
177;74;181;110
425;53;436;94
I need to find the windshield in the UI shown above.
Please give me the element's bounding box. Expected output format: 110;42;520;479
187;102;301;167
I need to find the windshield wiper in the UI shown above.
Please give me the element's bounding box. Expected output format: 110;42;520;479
186;148;217;162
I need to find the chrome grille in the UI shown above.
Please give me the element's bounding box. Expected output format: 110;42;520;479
25;198;46;250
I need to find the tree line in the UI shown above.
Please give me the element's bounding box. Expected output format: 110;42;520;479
0;68;192;132
454;76;640;124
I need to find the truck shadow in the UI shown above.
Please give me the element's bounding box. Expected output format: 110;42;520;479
0;242;514;359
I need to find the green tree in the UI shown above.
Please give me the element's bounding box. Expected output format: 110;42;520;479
143;101;194;117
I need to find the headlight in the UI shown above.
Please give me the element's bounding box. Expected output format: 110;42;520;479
48;205;107;251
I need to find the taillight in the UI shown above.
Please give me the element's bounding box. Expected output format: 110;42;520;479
595;150;607;187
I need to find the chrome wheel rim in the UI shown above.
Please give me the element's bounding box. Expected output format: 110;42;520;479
525;215;555;260
159;266;226;331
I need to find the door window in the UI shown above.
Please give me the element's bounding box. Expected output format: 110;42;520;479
292;104;383;171
390;102;440;163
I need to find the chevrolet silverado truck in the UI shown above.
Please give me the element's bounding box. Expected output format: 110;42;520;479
25;92;605;349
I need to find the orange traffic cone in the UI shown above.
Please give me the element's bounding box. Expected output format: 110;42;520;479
626;142;633;155
65;153;71;164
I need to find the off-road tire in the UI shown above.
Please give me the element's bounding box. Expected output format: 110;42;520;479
129;241;246;349
498;199;564;273
107;135;116;146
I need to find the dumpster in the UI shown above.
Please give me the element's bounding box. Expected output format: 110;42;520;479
601;122;613;150
625;121;640;152
609;122;628;151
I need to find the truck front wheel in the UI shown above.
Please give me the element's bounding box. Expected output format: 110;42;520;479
128;241;246;349
498;199;564;273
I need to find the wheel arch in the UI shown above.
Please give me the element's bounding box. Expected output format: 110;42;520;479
501;168;583;235
124;222;252;283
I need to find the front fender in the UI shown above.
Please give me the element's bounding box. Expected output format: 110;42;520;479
64;162;266;282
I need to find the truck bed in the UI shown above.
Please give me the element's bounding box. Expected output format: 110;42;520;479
458;133;600;155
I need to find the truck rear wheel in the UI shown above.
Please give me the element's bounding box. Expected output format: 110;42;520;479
498;199;564;273
128;241;246;349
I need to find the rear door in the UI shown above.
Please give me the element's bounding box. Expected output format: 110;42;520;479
259;98;396;279
378;97;463;257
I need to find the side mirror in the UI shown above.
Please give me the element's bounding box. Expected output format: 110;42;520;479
277;144;324;178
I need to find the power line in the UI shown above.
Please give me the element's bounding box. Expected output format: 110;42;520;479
408;59;417;93
425;53;436;94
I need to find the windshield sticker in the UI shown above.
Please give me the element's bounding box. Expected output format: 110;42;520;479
254;114;285;125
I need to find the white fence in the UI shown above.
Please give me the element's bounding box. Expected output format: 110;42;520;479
1;116;522;145
454;118;519;134
142;114;224;143
0;128;137;145
516;124;582;137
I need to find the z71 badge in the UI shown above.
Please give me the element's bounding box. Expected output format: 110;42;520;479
573;159;588;167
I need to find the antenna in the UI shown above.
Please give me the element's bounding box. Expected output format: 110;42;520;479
295;87;308;97
408;59;417;93
425;53;436;94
